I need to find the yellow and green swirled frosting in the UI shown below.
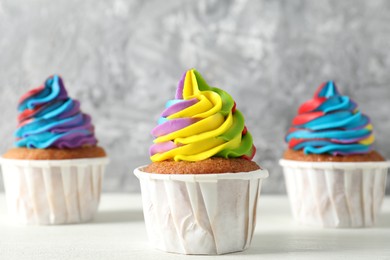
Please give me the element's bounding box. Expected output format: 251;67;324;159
149;69;256;162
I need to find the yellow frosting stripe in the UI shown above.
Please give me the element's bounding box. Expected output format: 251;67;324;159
174;112;233;144
174;134;242;161
359;133;375;145
358;124;374;145
365;124;373;131
182;70;199;98
150;69;256;162
169;71;222;120
167;95;215;119
154;113;225;143
151;133;242;162
167;91;222;119
193;91;222;118
151;137;225;162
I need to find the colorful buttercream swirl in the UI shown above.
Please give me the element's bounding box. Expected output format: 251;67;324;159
149;69;256;162
285;81;374;156
15;75;98;149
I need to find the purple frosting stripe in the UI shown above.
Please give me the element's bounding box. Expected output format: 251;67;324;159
53;134;97;149
149;141;177;156
332;149;372;156
58;100;81;119
51;124;94;134
28;76;69;108
151;118;199;137
175;72;186;99
161;98;198;117
51;115;93;133
330;133;371;144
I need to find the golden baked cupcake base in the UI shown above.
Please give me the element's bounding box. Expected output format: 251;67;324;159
144;157;260;174
3;146;106;160
283;149;385;162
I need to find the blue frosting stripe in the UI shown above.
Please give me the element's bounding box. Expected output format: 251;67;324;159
16;113;85;137
318;96;353;113
299;111;369;131
15;75;98;149
286;128;372;141
19;75;64;111
39;99;74;119
287;81;374;155
304;144;371;155
15;130;93;149
317;81;339;97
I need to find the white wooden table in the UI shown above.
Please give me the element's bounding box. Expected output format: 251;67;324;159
0;194;389;259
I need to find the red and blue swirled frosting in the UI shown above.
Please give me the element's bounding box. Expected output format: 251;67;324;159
285;81;375;156
15;75;98;149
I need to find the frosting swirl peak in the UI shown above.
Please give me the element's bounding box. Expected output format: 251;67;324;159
150;69;256;162
285;81;374;156
15;75;98;149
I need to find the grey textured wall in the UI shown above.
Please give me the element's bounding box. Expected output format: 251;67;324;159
0;0;389;194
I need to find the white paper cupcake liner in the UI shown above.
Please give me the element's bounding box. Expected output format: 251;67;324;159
0;157;109;225
134;166;269;255
280;159;390;228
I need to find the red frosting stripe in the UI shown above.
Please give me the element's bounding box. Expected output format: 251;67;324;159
292;111;324;125
298;97;327;114
232;101;237;113
242;126;248;135
242;145;256;161
18;86;45;104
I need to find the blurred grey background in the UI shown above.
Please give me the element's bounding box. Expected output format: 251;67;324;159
0;0;389;194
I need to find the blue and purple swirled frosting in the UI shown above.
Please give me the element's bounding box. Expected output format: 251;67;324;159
15;75;98;149
285;81;375;156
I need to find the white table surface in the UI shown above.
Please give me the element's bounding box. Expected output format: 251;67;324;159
0;194;389;260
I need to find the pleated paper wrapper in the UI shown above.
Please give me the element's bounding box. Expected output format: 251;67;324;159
280;159;389;228
134;167;269;255
0;157;109;225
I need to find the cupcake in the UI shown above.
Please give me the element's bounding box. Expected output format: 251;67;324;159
280;81;389;228
0;75;108;225
134;69;268;255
